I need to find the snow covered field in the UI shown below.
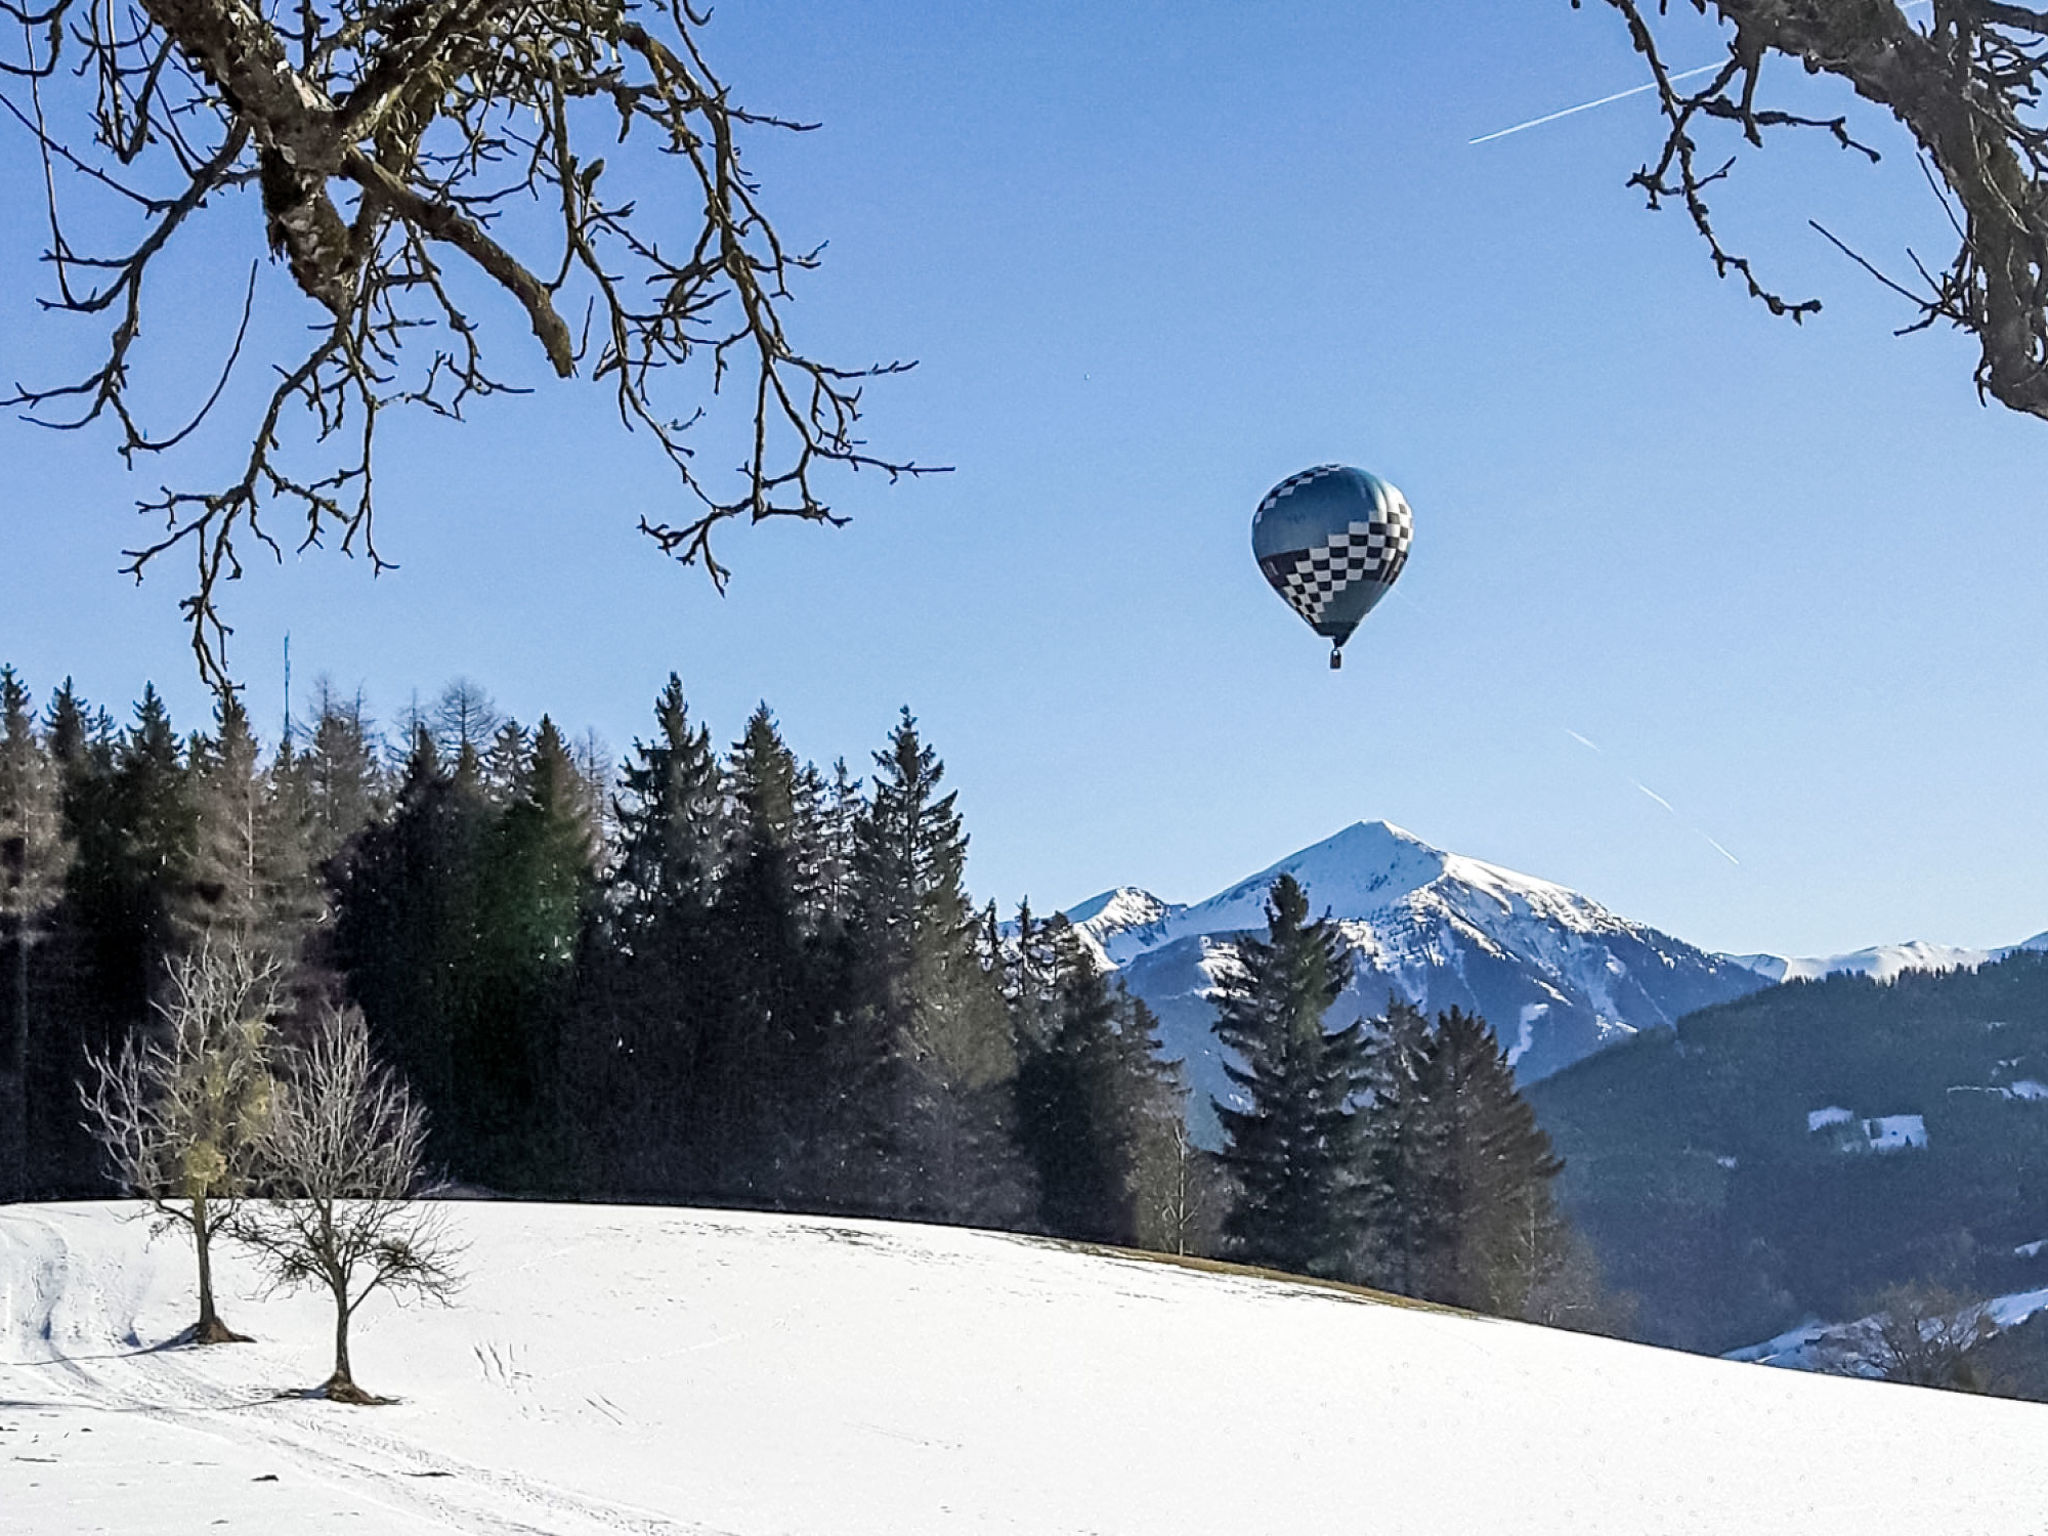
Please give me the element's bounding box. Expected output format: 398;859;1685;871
5;1202;2045;1535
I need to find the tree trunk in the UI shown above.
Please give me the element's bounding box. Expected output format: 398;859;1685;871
188;1196;250;1344
321;1281;376;1402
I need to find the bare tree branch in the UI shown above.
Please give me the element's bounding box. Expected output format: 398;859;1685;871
234;1003;461;1403
80;937;280;1344
2;0;938;692
1595;0;2048;417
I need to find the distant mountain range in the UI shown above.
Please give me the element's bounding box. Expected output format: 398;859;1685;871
1063;821;1763;1138
1726;935;2048;986
1060;820;2046;1141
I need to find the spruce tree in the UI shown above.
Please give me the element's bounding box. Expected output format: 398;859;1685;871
471;716;596;1189
1354;997;1440;1298
1014;915;1182;1246
0;670;74;1200
328;726;494;1180
579;675;726;1196
1404;1006;1566;1315
702;705;818;1198
847;709;1027;1224
184;695;321;961
1212;874;1373;1280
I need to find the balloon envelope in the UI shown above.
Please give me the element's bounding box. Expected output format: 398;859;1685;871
1251;465;1412;654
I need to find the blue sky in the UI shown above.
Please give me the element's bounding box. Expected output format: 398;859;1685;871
4;1;2046;957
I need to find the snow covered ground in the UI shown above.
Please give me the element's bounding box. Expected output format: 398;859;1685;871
5;1201;2047;1535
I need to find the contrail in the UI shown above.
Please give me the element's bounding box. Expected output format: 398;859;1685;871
1472;3;1931;147
1562;727;1742;868
1469;63;1719;145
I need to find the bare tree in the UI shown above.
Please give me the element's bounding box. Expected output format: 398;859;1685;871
237;1004;459;1403
81;938;279;1344
1816;1280;1998;1390
1598;1;2048;419
0;0;935;689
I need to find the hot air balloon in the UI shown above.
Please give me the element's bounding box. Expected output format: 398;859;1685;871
1252;464;1413;669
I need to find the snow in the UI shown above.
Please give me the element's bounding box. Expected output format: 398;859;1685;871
1062;886;1185;969
2007;1080;2048;1101
1730;1287;2048;1375
1728;933;2048;987
8;1200;2047;1534
1073;820;1748;1086
1508;1002;1548;1069
2014;1240;2047;1259
1806;1107;1926;1151
1862;1114;1929;1152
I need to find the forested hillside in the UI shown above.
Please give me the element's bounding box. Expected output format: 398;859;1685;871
2;662;1597;1331
0;668;1189;1251
1529;954;2048;1354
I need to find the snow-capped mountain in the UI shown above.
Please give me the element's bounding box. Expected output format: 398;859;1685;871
1065;821;1767;1140
1724;933;2048;986
1064;886;1187;970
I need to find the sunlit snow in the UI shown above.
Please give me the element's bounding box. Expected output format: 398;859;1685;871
7;1201;2045;1534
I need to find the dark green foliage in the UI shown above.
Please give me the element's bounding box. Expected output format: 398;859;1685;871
846;710;1029;1226
1529;951;2048;1353
5;663;1229;1280
1013;912;1184;1246
1212;874;1373;1279
0;669;73;1200
1391;1005;1564;1314
573;675;726;1196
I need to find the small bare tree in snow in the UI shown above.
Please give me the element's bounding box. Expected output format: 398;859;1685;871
81;938;279;1344
238;1004;460;1403
1819;1281;1998;1392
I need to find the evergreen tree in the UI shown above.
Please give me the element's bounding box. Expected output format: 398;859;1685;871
1014;915;1182;1246
469;716;596;1190
184;695;320;960
1402;1006;1566;1315
0;669;74;1200
1212;874;1373;1280
575;675;726;1196
1354;998;1441;1298
328;726;494;1180
701;705;819;1198
847;709;1028;1224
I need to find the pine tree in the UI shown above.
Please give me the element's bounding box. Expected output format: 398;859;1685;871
1212;874;1373;1280
0;669;74;1200
1354;997;1440;1298
1014;915;1183;1245
576;675;727;1196
468;716;596;1190
328;726;495;1180
183;695;321;962
847;709;1028;1224
1402;1006;1566;1315
701;705;818;1198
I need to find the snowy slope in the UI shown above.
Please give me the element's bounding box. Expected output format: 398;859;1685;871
1727;1285;2048;1373
1727;932;2048;986
6;1200;2046;1535
1070;822;1763;1134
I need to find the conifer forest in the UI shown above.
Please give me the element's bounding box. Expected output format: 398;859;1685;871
0;664;1578;1322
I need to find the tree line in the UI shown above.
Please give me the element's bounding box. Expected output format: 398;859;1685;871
0;664;1606;1326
